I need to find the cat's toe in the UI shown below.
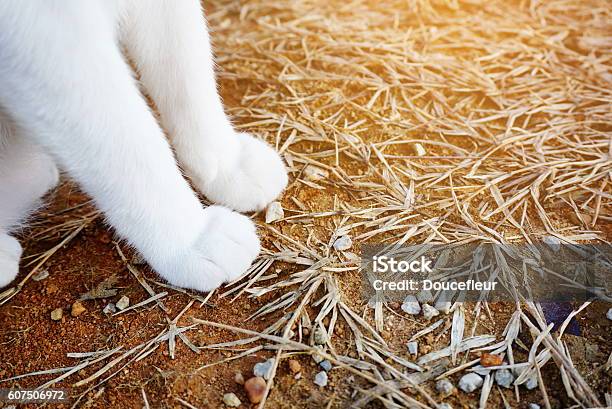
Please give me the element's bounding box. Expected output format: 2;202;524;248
198;133;288;212
161;206;260;292
0;233;22;288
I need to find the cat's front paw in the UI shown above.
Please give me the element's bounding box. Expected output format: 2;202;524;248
160;206;260;292
0;233;22;288
196;133;288;212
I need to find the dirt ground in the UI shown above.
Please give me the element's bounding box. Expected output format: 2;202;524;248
1;0;611;408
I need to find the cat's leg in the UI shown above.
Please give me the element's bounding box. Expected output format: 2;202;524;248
0;123;59;287
120;0;288;212
0;2;258;292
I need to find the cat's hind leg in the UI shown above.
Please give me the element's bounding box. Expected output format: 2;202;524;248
120;0;288;212
0;123;59;287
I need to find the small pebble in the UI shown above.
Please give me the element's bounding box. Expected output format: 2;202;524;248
480;353;503;367
333;235;352;251
407;341;418;356
116;296;130;311
265;202;284;223
422;303;439;320
495;369;514;388
50;308;63;321
458;373;483;393
103;303;116;315
244;377;266;404
319;360;332;372
416;289;433;304
313;326;328;345
304;165;328;181
401;295;421;315
253;358;275;380
525;376;538;390
435;378;455;397
32;269;49;281
314;371;328;387
439;404;453;409
234;372;245;385
71;301;86;317
471;365;491;376
222;393;241;407
528;404;541;409
607;308;612;321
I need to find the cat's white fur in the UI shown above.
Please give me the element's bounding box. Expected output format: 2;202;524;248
0;1;287;291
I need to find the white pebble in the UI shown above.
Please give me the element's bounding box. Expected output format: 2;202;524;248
314;371;328;387
422;303;439;320
103;303;116;315
304;165;328;181
401;295;421;315
319;360;332;372
528;404;541;409
407;341;418;356
333;235;352;251
265;202;284;223
313;326;328;345
435;378;455;396
525;376;538;390
222;393;241;407
458;373;483;393
116;296;129;311
607;308;612;321
495;369;514;388
253;358;275;380
439;404;453;409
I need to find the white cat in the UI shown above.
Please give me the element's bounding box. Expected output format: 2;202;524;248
0;1;288;291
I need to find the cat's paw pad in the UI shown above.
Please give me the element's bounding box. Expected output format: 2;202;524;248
198;133;288;212
164;206;260;292
0;234;22;288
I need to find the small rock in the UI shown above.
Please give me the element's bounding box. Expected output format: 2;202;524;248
333;235;352;251
71;301;86;317
416;289;433;304
480;353;503;367
222;393;241;407
439;404;452;409
528;404;541;409
313;326;328;345
50;308;63;321
607;308;612;321
435;378;455;397
253;358;275;380
46;283;59;295
304;165;328;181
401;295;421;315
116;296;130;311
407;341;418;356
458;373;483;393
103;303;116;315
542;236;561;252
32;269;49;281
434;290;455;314
495;369;514;388
244;377;266;404
319;360;332;372
294;372;302;380
288;360;301;374
234;372;245;385
471;365;491;376
422;303;439;320
312;350;324;364
265;202;284;223
525;376;538;390
314;371;328;387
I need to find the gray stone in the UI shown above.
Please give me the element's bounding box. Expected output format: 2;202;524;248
314;371;328;387
116;296;130;311
525;375;538;390
222;393;241;407
435;378;455;396
319;360;332;372
528;404;541;409
401;295;421;315
422;303;439;320
313;326;328;345
458;373;483;393
333;235;352;251
253;358;275;380
407;341;418;356
495;369;514;388
103;303;116;315
607;308;612;321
